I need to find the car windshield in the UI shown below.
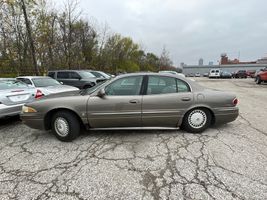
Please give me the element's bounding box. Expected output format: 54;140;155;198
79;71;96;78
0;80;29;90
32;78;61;87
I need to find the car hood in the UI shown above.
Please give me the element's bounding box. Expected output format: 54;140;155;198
38;85;79;95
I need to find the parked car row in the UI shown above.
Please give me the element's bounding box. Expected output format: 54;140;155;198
0;70;114;119
21;72;239;142
254;67;267;84
187;68;267;83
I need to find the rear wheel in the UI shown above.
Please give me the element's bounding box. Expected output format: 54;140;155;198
256;76;262;84
181;108;211;133
51;111;80;142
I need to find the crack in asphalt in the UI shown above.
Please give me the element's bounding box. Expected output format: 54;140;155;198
0;79;267;199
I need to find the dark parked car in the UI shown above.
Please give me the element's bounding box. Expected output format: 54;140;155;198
21;73;239;142
48;70;105;89
220;71;232;79
246;70;256;78
233;70;247;78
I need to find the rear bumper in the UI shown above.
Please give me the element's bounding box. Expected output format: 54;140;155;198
20;113;45;130
0;104;23;118
213;107;239;125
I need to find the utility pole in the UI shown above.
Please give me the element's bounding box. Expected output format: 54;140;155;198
21;0;40;75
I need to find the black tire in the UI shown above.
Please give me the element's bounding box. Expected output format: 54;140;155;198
181;108;212;133
256;76;261;84
51;111;80;142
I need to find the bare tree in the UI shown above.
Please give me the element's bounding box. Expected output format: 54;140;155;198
20;0;39;75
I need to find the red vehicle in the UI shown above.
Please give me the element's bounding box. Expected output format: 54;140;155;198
255;67;267;84
246;70;256;78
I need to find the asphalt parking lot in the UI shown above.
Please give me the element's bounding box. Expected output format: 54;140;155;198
0;78;267;200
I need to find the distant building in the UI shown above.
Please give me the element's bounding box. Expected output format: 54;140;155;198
220;53;256;65
208;61;213;66
183;63;267;76
198;58;204;66
257;56;267;64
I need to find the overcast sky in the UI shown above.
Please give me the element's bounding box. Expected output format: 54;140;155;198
55;0;267;66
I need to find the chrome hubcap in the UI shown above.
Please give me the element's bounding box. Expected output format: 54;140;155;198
188;110;207;129
54;117;69;137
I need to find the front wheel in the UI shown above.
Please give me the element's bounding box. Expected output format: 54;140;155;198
51;111;80;142
181;108;211;133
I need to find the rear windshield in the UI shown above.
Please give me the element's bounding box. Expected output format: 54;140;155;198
0;80;29;90
32;78;60;87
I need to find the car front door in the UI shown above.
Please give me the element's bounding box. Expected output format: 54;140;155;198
142;75;193;127
87;75;144;128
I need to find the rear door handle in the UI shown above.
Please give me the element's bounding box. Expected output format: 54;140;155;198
129;99;139;104
181;97;191;101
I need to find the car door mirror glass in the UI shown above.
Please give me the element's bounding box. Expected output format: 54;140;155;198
97;88;106;97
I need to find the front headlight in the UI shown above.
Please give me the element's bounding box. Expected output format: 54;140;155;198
22;106;37;113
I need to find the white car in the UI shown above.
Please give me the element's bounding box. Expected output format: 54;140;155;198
16;76;79;96
159;71;186;78
209;69;221;78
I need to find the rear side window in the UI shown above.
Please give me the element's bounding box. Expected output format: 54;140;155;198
147;76;190;95
70;72;81;79
57;72;69;79
176;79;190;93
48;72;55;78
18;78;32;85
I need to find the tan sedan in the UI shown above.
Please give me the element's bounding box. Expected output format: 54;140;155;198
21;73;239;142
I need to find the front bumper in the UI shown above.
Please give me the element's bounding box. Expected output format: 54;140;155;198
20;113;45;130
0;103;24;118
213;107;239;125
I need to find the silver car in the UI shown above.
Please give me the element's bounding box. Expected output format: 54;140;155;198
16;76;79;96
0;79;37;118
21;73;239;142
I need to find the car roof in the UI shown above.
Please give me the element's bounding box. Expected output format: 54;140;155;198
17;76;52;79
48;70;87;72
0;78;16;81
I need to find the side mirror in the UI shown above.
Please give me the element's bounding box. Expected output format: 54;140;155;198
28;84;34;87
60;82;63;85
97;88;106;98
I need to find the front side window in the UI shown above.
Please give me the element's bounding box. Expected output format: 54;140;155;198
105;76;143;96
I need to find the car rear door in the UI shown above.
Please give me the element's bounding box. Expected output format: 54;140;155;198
87;75;144;128
56;72;74;86
142;75;193;127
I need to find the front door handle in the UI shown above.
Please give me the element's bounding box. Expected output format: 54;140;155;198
181;97;191;101
129;99;139;104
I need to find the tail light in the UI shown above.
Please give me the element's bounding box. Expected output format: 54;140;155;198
232;98;238;106
35;89;44;99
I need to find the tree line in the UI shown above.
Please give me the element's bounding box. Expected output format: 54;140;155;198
0;0;177;76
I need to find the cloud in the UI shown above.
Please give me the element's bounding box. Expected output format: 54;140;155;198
55;0;267;65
